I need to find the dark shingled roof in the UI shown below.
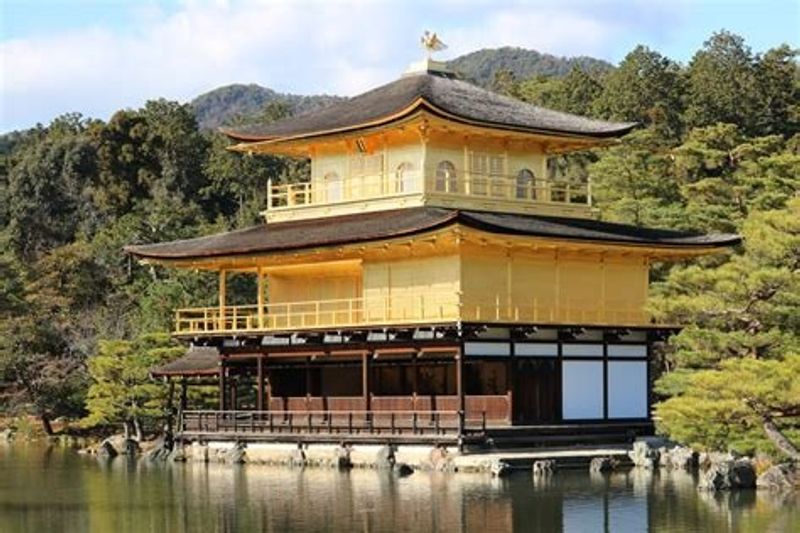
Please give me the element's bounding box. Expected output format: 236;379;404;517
221;70;636;142
151;346;220;377
125;207;741;261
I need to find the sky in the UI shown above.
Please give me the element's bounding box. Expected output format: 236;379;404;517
1;0;798;132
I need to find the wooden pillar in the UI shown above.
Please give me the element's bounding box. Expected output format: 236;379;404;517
219;360;226;411
362;352;371;411
218;269;227;331
456;347;465;442
305;357;312;399
256;266;265;329
412;354;419;407
180;378;188;411
230;377;237;411
257;355;264;411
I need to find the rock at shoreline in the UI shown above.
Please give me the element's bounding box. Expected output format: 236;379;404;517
659;446;699;470
97;440;118;459
699;451;738;469
219;443;246;464
291;445;307;468
698;460;756;491
375;445;396;469
590;456;618;473
0;429;14;442
169;444;187;462
393;462;414;477
532;460;556;476
489;460;512;477
757;464;800;491
144;437;173;462
428;447;454;472
334;445;353;469
629;441;659;469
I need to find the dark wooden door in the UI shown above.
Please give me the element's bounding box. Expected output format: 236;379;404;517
513;358;560;424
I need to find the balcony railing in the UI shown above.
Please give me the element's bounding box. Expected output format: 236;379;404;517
267;170;590;210
174;293;648;335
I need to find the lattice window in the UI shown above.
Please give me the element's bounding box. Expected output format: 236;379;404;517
469;152;505;196
350;153;384;177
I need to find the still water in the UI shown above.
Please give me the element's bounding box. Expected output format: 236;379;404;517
1;443;798;533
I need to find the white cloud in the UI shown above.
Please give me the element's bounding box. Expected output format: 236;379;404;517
446;8;618;58
0;0;671;131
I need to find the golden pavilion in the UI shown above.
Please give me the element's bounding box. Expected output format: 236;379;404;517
126;53;738;447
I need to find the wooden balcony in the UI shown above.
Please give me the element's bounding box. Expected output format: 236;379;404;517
173;293;649;336
265;169;592;222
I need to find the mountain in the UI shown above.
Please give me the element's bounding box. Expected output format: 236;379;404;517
446;46;614;86
191;47;614;130
191;84;344;131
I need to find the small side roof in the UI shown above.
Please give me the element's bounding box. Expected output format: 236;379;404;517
151;346;220;377
221;70;636;143
125;207;741;261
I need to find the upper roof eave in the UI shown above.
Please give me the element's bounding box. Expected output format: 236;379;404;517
220;72;637;146
124;207;741;263
222;98;637;150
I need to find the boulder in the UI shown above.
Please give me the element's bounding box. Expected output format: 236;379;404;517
375;445;396;469
699;460;757;491
428;447;454;472
124;439;141;456
659;446;699;470
393;462;414;477
334;445;352;469
169;444;187;462
590;456;618;474
489;460;512;477
145;437;174;462
699;451;737;470
757;464;800;491
0;428;14;442
96;440;118;459
220;443;246;464
532;460;556;476
291;445;307;468
628;441;659;469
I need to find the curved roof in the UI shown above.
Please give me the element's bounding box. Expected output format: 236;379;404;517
221;70;636;142
151;346;220;377
125;207;741;261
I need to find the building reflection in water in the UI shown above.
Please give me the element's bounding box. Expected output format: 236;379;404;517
2;444;798;533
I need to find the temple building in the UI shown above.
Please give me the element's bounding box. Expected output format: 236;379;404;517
126;55;739;447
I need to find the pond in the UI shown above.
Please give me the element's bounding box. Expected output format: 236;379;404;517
1;443;798;532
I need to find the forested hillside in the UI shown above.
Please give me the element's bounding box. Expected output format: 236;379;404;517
1;31;798;455
447;46;613;86
191;84;343;130
190;46;613;130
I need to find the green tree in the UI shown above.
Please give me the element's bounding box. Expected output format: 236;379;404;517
5;114;96;259
517;66;603;116
594;45;686;138
755;44;800;136
651;201;800;457
588;129;683;227
656;355;800;458
84;333;183;439
685;31;764;135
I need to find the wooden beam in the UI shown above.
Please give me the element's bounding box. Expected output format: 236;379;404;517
218;269;227;331
218;361;226;411
257;356;264;411
362;352;370;411
257;266;265;329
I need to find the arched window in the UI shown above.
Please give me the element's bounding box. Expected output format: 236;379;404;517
434;160;457;193
516;169;535;200
324;172;342;202
395;162;414;193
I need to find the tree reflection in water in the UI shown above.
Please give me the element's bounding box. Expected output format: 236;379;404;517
0;444;797;532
